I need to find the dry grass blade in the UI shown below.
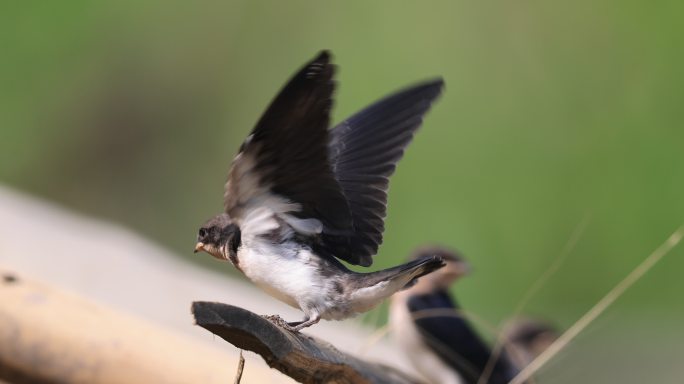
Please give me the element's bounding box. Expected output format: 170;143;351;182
358;307;502;356
410;308;501;337
511;213;593;317
508;226;684;384
234;350;245;384
357;324;391;355
479;213;591;384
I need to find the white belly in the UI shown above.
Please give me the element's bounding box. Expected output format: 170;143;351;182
236;237;399;321
237;240;321;310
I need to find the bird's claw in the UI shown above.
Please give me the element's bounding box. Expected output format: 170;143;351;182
261;314;300;332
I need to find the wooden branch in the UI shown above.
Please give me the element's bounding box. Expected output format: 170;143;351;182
192;302;419;384
0;267;275;384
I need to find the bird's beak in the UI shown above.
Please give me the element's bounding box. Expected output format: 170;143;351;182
194;242;205;254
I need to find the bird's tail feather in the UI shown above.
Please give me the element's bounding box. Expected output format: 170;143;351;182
347;256;445;313
355;255;446;290
398;255;446;289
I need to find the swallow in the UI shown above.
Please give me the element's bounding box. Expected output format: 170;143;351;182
194;51;445;332
502;318;558;370
390;246;516;384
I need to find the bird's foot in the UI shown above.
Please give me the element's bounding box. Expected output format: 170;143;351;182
261;314;301;332
260;314;320;333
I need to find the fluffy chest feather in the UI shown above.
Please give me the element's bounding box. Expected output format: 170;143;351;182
237;237;325;310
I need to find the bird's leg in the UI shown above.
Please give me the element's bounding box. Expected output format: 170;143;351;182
285;319;306;327
262;313;320;332
287;314;320;332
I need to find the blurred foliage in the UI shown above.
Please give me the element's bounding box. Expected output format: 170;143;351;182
1;1;683;381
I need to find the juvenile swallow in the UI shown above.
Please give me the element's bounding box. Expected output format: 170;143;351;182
194;51;445;332
502;318;558;370
390;246;515;384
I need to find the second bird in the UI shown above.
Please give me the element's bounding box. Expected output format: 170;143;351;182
391;246;516;384
194;51;445;331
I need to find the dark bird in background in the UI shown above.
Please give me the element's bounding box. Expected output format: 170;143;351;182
390;246;516;384
502;318;559;370
194;51;445;332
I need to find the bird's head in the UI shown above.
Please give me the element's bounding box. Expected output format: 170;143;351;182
410;245;470;290
194;213;240;261
504;319;558;365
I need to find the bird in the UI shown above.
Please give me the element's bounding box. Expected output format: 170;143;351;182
501;318;558;370
194;51;446;332
390;246;516;384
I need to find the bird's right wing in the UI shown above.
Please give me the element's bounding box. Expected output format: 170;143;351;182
324;80;444;266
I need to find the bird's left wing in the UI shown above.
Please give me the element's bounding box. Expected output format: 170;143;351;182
224;51;352;237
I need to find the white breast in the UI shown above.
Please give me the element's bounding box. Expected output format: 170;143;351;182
237;238;323;311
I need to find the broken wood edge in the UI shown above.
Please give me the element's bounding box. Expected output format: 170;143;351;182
192;301;420;384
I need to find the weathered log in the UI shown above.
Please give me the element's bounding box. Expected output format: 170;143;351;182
0;267;276;384
192;301;420;384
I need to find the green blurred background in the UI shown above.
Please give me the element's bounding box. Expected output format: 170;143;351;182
2;1;683;382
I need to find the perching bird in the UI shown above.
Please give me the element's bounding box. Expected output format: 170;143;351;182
390;246;516;384
502;318;558;370
194;51;445;332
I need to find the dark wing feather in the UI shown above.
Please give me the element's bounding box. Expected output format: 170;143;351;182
224;51;352;234
407;291;514;384
324;80;444;266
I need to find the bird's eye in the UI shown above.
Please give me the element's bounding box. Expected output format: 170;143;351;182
198;228;208;238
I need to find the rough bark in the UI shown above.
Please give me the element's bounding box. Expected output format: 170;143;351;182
192;302;419;384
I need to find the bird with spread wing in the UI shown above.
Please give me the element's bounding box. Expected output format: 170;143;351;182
195;51;445;332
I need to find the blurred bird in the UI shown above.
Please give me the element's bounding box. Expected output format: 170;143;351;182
502;318;559;370
194;51;445;332
390;246;516;384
